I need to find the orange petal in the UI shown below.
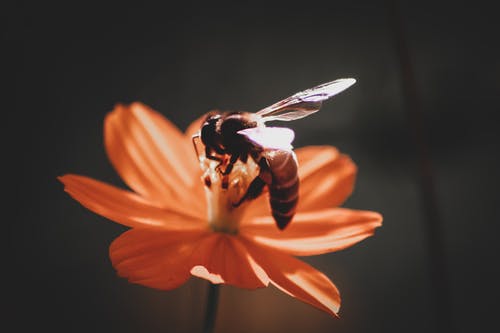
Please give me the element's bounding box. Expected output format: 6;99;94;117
184;113;208;139
240;192;270;223
59;174;205;229
111;229;268;290
240;208;382;256
104;103;203;211
242;238;341;317
296;146;357;211
110;229;206;290
190;234;269;289
191;233;269;289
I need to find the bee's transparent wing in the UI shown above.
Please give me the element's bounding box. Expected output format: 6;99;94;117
256;78;356;122
237;127;295;150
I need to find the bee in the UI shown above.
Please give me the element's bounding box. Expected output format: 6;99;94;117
193;78;356;230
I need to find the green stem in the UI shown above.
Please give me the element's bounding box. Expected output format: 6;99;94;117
202;283;220;333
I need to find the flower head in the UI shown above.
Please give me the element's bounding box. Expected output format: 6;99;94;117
59;102;382;317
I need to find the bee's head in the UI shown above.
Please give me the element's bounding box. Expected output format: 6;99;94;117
201;112;224;153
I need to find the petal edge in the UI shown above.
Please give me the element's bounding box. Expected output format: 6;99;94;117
59;174;205;229
242;238;341;317
241;208;382;256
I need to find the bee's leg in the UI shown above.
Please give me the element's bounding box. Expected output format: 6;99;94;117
205;147;228;178
221;176;229;190
222;154;239;175
232;177;266;207
233;157;272;207
204;148;231;190
205;146;223;163
221;154;239;189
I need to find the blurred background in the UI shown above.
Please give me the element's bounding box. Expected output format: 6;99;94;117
7;1;500;332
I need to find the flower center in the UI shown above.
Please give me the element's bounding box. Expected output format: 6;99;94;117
200;156;260;234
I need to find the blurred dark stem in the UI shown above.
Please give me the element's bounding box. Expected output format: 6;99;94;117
387;1;453;332
203;283;220;333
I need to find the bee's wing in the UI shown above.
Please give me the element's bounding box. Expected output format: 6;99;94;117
237;127;295;150
256;78;356;122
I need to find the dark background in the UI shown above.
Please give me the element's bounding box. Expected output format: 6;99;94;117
7;1;500;332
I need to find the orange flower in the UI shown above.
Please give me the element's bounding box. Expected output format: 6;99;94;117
59;102;382;317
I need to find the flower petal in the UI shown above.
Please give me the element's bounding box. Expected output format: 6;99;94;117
296;146;357;211
185;113;208;139
110;229;269;290
240;191;270;223
242;238;341;317
59;174;205;229
109;229;206;290
190;234;269;289
104;103;203;211
240;208;382;256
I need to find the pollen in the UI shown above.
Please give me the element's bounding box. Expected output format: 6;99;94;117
200;155;260;234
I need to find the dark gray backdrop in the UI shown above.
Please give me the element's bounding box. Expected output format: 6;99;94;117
7;1;500;333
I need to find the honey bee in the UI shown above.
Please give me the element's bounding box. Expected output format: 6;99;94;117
193;78;356;230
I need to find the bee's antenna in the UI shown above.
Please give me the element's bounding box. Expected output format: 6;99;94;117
192;134;202;162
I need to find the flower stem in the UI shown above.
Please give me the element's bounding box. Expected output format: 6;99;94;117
387;1;453;332
202;283;220;333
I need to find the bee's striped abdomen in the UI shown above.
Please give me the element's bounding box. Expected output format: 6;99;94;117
266;150;299;230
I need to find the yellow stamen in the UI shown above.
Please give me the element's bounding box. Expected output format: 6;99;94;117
200;157;260;234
